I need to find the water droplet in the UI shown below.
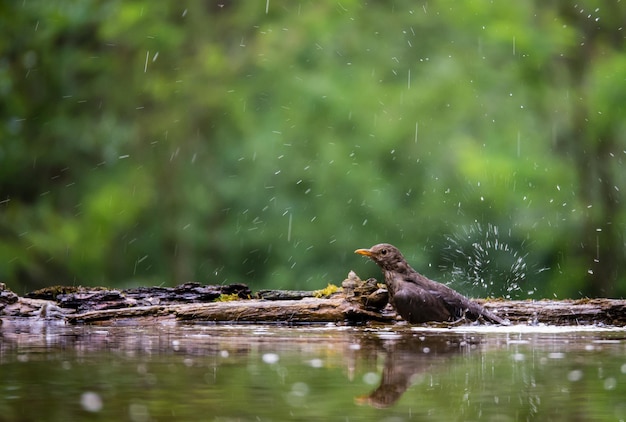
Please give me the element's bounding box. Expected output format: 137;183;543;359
567;369;584;382
262;353;279;364
80;392;103;413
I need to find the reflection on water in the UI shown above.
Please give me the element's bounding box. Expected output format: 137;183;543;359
1;319;625;421
356;333;473;408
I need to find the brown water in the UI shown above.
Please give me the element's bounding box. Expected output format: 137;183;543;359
1;320;625;421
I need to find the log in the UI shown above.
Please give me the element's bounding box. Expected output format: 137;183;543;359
175;298;389;324
479;298;626;326
24;282;251;313
62;299;390;324
2;277;626;326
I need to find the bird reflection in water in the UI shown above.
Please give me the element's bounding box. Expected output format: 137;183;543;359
356;333;476;408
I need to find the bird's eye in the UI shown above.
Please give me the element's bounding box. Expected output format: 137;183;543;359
381;249;387;255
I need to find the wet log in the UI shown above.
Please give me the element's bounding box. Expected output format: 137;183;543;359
479;298;626;326
175;298;389;324
255;290;317;300
2;278;626;326
61;300;389;324
63;274;390;324
24;282;251;313
170;298;626;326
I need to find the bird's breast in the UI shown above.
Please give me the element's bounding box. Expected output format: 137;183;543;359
383;271;406;295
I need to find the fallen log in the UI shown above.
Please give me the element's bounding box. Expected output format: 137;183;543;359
2;276;626;326
24;282;251;313
63;298;391;324
480;298;626;326
175;297;389;324
58;297;626;326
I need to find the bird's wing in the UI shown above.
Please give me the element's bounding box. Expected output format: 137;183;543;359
405;274;476;319
412;275;506;324
392;281;452;323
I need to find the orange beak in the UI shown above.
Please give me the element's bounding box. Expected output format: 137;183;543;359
354;248;373;257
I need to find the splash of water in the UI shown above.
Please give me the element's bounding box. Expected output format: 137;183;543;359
440;221;534;299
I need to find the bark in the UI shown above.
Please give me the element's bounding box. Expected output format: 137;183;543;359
479;298;626;326
2;278;625;326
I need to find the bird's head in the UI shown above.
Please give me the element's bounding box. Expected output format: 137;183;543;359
354;243;410;273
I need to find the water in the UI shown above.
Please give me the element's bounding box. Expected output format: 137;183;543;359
1;321;625;421
440;221;535;299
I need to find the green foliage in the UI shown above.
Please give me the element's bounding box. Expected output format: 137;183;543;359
1;1;625;297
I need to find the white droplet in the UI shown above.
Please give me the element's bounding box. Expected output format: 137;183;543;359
604;377;616;390
262;353;279;364
309;358;323;368
80;391;103;413
568;369;584;382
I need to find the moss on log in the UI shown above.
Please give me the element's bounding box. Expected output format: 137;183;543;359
2;277;626;326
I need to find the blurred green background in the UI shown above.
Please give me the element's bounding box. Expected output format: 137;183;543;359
1;1;625;298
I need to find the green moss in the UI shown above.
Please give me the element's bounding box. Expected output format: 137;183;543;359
215;293;241;302
314;283;341;298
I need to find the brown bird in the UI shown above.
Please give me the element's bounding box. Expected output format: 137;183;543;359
355;243;508;325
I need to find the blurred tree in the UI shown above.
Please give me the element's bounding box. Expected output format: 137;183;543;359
548;1;626;296
0;0;624;297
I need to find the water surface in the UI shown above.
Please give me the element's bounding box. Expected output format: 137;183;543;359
1;320;625;421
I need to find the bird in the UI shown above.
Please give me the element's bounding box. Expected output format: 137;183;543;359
355;243;508;325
